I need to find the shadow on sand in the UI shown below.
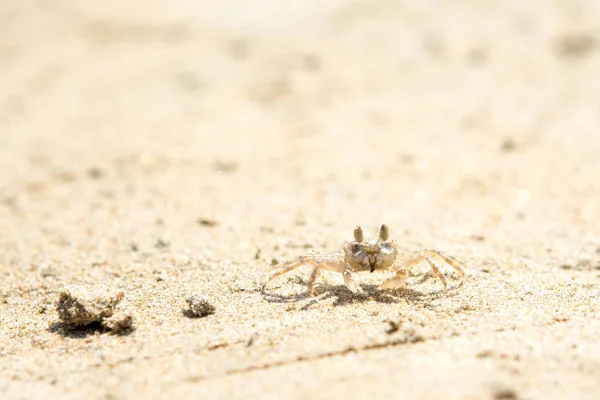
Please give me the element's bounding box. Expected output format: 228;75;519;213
262;279;464;309
48;321;134;338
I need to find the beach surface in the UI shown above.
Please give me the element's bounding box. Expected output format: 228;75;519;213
1;1;600;399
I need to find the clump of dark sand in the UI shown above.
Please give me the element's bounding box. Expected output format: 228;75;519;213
56;285;134;333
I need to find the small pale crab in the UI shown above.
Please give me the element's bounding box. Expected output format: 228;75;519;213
262;224;467;296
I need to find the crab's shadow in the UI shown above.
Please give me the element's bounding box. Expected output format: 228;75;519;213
262;280;463;309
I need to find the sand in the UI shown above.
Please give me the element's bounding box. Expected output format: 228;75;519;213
1;1;600;399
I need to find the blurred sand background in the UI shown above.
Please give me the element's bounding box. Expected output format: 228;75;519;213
1;0;600;399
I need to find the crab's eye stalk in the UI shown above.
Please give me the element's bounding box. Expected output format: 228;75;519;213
379;224;390;241
354;226;364;242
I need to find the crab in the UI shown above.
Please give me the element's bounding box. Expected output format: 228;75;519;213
262;224;466;296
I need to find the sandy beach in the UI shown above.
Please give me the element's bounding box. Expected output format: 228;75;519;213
1;1;600;399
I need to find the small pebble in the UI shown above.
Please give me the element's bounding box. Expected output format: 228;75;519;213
185;295;215;318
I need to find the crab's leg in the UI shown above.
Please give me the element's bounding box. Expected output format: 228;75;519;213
343;264;364;293
262;253;344;294
308;255;346;295
263;255;315;284
380;266;408;289
404;255;448;289
307;265;322;296
422;257;447;289
425;249;467;276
